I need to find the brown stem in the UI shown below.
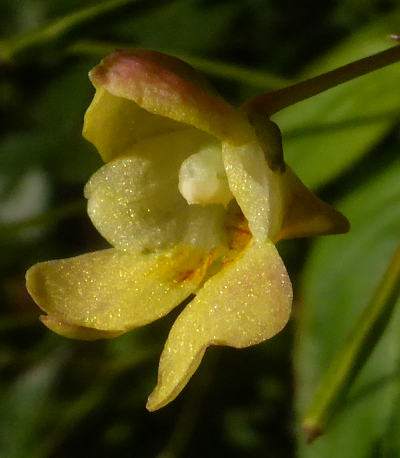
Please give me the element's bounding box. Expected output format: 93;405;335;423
243;44;400;116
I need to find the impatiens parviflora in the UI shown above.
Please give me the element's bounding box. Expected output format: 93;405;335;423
25;45;400;411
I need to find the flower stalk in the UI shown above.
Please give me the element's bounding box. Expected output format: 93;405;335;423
243;44;400;116
302;243;400;443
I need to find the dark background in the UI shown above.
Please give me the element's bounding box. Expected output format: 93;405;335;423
1;1;400;457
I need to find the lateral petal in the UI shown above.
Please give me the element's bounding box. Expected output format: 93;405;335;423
85;129;227;253
146;240;292;411
26;246;215;333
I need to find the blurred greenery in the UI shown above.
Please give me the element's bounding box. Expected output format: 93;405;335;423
0;1;399;457
296;151;400;457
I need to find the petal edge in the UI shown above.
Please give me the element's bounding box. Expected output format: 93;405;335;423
147;239;292;411
89;50;253;146
26;247;215;333
276;166;350;241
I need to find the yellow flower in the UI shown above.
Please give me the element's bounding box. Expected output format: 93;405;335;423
25;50;348;411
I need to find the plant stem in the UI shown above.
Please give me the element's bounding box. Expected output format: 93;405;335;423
302;243;400;443
243;44;400;116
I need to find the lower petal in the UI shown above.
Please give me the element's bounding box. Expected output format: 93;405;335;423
39;315;124;340
146;239;292;411
26;246;215;333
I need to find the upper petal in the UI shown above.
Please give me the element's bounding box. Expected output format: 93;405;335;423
146;239;292;411
26;246;215;333
85;129;227;253
85;50;252;161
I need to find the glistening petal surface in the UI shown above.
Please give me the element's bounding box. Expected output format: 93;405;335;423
88;50;252;148
39;315;124;340
147;240;292;411
222;141;284;242
26;247;214;332
85;129;226;253
83;87;186;162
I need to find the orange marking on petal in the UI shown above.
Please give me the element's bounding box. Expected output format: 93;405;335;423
226;225;251;235
174;248;219;284
226;213;252;251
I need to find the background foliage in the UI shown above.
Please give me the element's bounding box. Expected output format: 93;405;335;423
1;1;399;457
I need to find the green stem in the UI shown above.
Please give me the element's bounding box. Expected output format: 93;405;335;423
243;44;400;116
302;243;400;443
68;40;290;90
0;0;164;63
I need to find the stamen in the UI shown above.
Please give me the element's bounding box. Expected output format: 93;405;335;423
178;145;233;206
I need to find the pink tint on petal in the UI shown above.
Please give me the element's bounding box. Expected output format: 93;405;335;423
90;50;253;145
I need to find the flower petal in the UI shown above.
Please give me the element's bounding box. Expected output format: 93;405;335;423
87;50;252;157
26;246;216;333
39;315;124;340
276;166;350;241
222;141;284;242
83;86;187;162
85;129;227;253
146;239;292;411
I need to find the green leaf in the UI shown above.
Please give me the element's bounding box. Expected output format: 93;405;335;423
274;10;400;189
302;241;400;442
0;0;163;62
295;154;400;457
112;0;241;55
